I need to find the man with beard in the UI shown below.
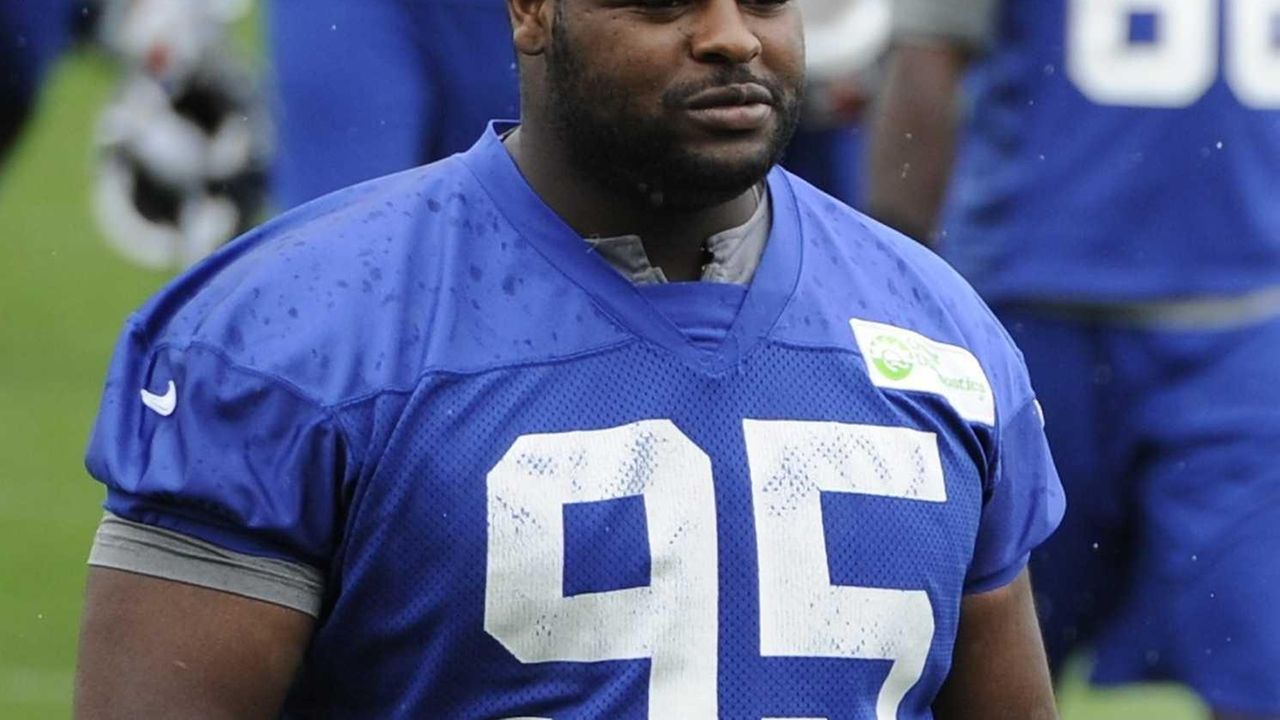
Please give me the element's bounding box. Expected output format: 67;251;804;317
73;0;1063;716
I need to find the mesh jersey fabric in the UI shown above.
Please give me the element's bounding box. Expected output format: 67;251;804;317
937;0;1280;304
86;122;1064;718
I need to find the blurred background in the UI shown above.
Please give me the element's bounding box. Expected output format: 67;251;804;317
0;1;1222;718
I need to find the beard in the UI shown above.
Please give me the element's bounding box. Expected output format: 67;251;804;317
543;12;802;212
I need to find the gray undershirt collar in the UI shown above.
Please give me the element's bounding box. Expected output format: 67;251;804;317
584;184;772;286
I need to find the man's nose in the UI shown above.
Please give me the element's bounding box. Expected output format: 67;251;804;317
689;0;763;65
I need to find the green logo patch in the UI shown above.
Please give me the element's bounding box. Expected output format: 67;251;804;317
850;318;996;426
869;335;915;381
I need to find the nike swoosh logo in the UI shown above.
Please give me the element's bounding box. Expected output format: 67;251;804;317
140;381;177;417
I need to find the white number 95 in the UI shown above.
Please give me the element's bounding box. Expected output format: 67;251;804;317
485;419;946;720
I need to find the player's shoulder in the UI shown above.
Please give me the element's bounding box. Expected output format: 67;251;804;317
779;172;1031;413
782;170;997;334
121;152;591;407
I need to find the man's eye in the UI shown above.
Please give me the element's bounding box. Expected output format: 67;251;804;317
634;0;688;10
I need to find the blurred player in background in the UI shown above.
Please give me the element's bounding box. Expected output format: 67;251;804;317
266;0;520;209
74;0;1066;713
0;0;94;168
866;1;1280;717
267;0;885;210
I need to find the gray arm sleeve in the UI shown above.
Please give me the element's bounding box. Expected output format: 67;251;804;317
892;0;1001;51
88;513;325;618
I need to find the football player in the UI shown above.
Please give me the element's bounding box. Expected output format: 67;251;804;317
75;0;1064;716
866;1;1280;718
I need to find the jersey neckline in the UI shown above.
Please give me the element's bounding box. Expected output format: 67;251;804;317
461;121;804;374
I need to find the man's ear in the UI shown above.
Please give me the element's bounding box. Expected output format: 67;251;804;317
509;0;554;56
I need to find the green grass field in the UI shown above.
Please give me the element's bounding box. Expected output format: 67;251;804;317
0;46;1209;720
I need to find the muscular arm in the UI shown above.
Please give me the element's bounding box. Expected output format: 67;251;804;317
865;41;971;244
75;567;315;719
933;569;1058;720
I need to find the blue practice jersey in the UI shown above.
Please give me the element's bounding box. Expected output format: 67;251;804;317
941;0;1280;304
87;123;1063;718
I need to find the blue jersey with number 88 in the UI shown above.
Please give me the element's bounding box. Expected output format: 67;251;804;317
941;0;1280;304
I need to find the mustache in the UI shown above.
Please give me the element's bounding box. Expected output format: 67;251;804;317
661;68;789;109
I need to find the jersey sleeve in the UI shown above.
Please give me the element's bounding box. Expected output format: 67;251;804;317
965;394;1064;593
892;0;1000;52
90;512;325;616
85;318;352;569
